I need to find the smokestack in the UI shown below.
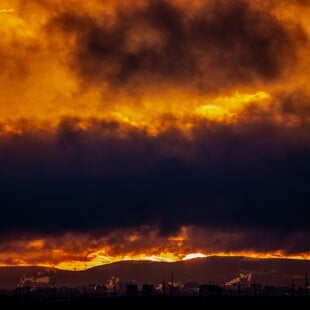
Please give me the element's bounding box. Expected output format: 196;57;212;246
171;272;174;287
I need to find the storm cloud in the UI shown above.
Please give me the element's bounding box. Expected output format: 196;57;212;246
1;114;310;246
0;0;310;265
48;0;305;93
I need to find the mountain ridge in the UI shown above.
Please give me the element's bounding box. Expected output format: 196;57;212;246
0;256;309;290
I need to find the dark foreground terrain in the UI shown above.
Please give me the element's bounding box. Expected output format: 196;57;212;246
0;296;310;309
1;257;310;289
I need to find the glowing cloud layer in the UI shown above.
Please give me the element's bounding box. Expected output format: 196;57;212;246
0;0;310;269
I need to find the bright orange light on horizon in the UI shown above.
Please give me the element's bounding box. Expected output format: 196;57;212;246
1;245;310;271
0;227;310;271
54;251;310;271
182;253;207;261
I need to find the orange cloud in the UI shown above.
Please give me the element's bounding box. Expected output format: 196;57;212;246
0;1;310;269
0;227;309;270
0;0;308;134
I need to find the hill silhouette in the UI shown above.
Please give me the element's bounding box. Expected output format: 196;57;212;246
0;256;309;290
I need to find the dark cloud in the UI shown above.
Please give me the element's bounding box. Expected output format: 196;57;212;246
0;112;310;253
0;0;309;256
47;0;305;93
279;90;310;117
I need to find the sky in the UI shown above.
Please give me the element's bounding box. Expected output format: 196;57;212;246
0;0;310;270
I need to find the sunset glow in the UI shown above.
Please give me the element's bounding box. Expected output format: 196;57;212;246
1;0;310;272
2;246;310;271
0;227;310;271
